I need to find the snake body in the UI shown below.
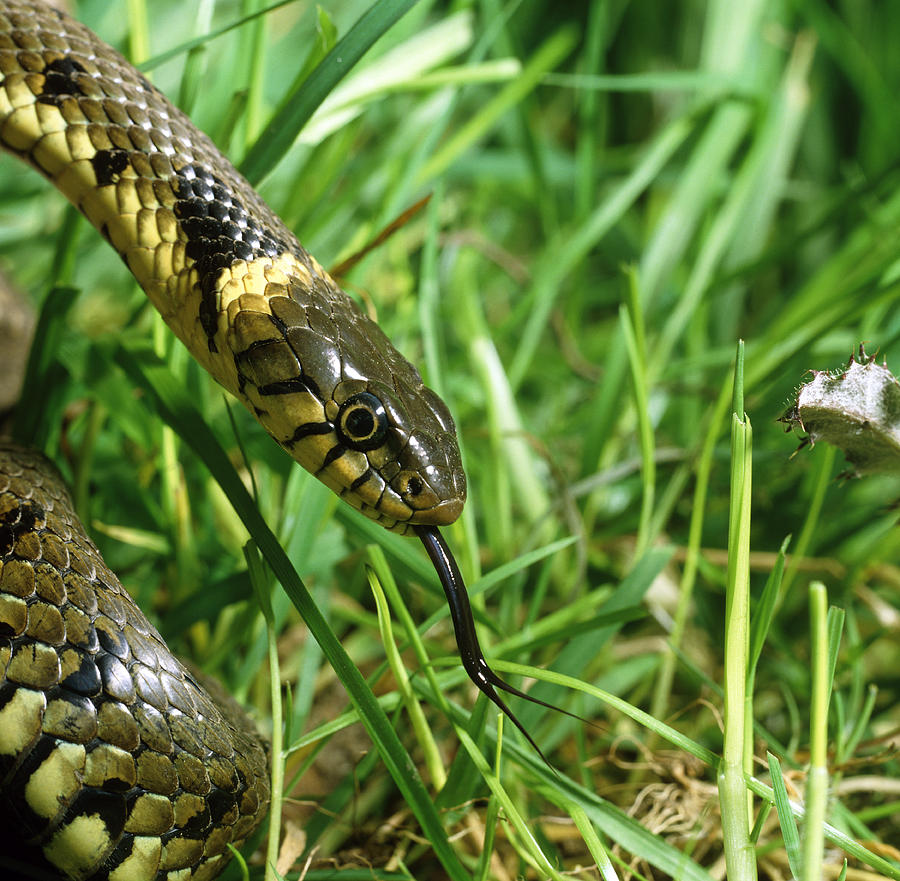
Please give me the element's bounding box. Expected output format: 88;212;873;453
0;442;269;880
0;3;559;879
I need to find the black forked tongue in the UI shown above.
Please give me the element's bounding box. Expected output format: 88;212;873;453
416;524;584;766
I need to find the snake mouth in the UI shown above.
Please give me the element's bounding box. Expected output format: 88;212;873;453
409;496;464;526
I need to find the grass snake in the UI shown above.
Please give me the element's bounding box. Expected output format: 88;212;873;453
0;2;557;878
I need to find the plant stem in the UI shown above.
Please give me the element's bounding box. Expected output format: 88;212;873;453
802;583;829;881
718;341;757;881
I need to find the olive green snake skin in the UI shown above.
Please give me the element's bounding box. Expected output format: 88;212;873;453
0;444;269;881
0;2;564;879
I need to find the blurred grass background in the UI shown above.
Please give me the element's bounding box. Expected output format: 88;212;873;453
2;0;900;878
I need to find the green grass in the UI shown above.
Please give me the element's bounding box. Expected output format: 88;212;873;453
3;0;900;878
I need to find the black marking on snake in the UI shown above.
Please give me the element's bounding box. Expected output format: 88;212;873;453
234;336;276;394
178;803;212;834
234;352;320;402
173;163;289;353
91;149;129;186
0;501;41;554
60;650;102;697
264;313;325;401
0;500;38;528
70;788;128;841
95;619;130;660
266;310;289;333
82;747;132;793
319;443;346;470
239;335;282;354
0;681;18;714
349;468;373;492
208;788;238;824
106;833;138;876
36;56;87;105
283;420;332;448
5;736;59;833
256;377;313;396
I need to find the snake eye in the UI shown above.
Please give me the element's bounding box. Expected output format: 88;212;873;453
337;392;388;451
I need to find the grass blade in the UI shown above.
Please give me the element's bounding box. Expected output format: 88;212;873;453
239;0;419;184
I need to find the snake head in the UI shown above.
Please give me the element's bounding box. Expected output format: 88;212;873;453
229;281;466;533
325;376;466;529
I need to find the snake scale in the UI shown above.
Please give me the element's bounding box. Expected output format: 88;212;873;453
0;2;556;878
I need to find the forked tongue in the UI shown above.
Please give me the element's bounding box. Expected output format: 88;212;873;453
416;525;586;765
